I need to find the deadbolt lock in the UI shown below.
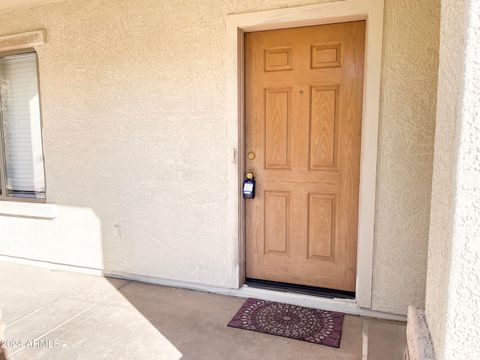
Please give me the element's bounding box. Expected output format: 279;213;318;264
247;151;256;160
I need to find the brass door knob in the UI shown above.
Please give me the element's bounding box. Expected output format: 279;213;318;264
247;151;256;160
246;171;255;180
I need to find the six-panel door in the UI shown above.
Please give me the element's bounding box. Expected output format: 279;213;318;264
245;21;365;292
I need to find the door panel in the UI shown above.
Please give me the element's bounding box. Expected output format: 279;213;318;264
264;191;290;254
245;21;365;292
309;86;337;170
265;88;291;169
307;193;336;259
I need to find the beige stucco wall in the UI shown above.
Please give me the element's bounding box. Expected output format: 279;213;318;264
371;0;440;314
425;0;480;358
0;0;439;314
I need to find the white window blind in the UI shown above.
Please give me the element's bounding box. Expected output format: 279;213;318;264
0;53;45;198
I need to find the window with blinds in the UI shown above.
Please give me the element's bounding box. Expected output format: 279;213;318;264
0;52;46;200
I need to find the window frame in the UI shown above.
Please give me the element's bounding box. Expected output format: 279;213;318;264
0;49;47;203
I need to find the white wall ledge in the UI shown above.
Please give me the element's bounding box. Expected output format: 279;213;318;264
0;201;57;219
0;30;46;52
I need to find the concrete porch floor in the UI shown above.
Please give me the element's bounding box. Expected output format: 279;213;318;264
0;262;406;359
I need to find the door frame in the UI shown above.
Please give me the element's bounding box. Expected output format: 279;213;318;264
225;0;384;308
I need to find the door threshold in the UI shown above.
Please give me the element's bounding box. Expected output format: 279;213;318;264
245;278;355;300
237;283;405;321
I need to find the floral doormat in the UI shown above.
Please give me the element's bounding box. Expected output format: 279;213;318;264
227;298;345;348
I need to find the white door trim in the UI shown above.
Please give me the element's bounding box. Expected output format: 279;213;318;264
225;0;384;309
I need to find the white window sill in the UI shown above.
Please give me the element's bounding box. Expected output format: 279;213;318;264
0;201;58;219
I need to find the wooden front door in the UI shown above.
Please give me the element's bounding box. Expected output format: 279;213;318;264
245;21;365;292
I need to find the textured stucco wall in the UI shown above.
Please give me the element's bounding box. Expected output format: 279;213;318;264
0;0;334;289
0;0;439;314
425;0;480;358
371;0;440;314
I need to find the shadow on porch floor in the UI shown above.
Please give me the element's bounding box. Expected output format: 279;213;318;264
0;262;405;359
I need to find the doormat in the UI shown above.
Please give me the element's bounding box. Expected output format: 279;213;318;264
227;298;345;348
